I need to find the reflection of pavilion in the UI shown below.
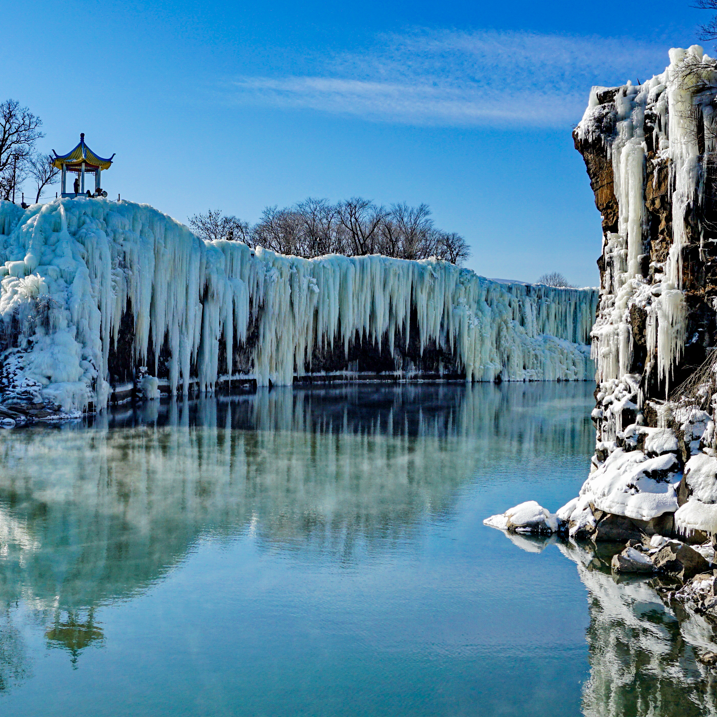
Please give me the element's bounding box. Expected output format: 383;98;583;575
45;609;104;667
0;385;593;683
53;133;114;198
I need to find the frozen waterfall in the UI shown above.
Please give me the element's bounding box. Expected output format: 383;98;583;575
0;198;597;416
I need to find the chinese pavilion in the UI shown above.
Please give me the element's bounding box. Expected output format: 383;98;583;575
53;133;115;198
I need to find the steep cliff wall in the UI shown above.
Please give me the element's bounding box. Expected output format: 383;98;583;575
571;45;717;539
0;199;597;421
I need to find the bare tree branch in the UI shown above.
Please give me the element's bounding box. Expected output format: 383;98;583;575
0;100;43;201
28;153;60;203
189;209;253;246
696;0;717;41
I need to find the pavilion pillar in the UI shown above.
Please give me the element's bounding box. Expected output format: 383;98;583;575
61;165;66;195
81;162;85;194
95;169;100;193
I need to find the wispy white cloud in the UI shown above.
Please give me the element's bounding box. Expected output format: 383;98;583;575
227;29;669;127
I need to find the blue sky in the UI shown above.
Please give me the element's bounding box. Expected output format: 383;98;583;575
1;1;707;285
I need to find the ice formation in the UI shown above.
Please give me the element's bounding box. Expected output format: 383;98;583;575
555;46;717;535
577;48;714;392
0;198;597;417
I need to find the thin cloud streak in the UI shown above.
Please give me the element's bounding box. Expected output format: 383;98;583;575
228;29;670;127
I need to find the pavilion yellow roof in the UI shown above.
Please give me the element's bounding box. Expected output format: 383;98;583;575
52;134;114;171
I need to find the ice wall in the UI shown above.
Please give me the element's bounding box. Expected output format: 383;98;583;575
0;198;597;417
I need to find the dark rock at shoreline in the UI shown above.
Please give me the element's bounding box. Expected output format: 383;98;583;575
587;509;675;543
589;512;644;542
653;543;710;582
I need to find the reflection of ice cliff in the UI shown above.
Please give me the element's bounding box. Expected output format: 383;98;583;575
0;384;592;616
555;542;717;716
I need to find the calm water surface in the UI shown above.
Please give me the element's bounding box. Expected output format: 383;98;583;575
0;384;714;716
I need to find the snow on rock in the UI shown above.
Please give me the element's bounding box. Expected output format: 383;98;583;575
0;198;597;417
644;428;680;456
557;495;597;538
611;545;654;573
650;534;669;549
483;500;560;534
675;453;717;535
572;448;681;523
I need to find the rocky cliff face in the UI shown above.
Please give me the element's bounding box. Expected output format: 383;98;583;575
571;46;717;540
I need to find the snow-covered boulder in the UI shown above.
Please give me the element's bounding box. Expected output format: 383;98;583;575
577;448;680;523
675;453;717;537
611;546;654;574
484;501;560;535
556;448;681;542
557;495;597;540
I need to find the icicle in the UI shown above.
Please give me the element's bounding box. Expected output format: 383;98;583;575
0;199;598;415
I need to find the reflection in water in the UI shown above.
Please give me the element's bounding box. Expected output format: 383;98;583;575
0;384;592;611
45;609;104;667
0;611;28;692
562;544;717;717
6;382;717;716
502;532;717;715
0;382;593;697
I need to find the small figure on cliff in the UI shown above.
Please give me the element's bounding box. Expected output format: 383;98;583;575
73;176;80;194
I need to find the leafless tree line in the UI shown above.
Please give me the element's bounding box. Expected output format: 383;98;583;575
0;99;59;204
190;199;470;265
537;272;573;288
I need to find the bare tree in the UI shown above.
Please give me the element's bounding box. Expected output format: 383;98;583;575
336;198;387;255
294;198;341;256
697;0;717;41
189;209;253;246
537;272;573;288
433;231;471;265
28;153;60;203
252;206;304;255
386;202;434;259
0;100;43;201
193;198;470;264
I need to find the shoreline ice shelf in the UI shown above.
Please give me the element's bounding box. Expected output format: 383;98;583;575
0;198;597;419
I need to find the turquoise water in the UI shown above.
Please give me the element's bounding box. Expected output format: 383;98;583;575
0;384;712;716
